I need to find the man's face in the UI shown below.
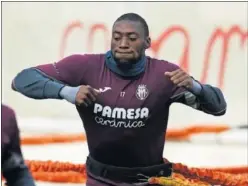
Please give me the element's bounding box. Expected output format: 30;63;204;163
111;20;150;63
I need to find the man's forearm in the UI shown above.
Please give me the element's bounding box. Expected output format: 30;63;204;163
12;68;81;104
12;68;65;99
171;80;227;116
196;84;227;116
189;80;227;115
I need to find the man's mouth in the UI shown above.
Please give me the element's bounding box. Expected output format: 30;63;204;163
116;51;132;54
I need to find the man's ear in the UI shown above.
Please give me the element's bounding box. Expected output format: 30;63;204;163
144;36;151;49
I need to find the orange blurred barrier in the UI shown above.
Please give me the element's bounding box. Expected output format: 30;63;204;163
12;125;247;185
21;159;248;185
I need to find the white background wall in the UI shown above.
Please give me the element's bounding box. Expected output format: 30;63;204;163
2;2;247;128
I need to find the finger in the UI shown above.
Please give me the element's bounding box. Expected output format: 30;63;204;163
172;74;188;84
164;71;172;76
94;88;100;94
87;88;98;101
76;99;88;107
79;94;91;106
170;71;185;81
84;96;92;105
164;69;180;77
177;79;191;88
90;87;100;97
78;92;92;106
87;85;99;97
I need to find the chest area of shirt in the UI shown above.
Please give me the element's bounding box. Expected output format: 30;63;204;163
81;69;173;130
87;72;173;112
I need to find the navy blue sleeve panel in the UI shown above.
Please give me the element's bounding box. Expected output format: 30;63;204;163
171;84;227;116
197;84;227;116
12;68;65;100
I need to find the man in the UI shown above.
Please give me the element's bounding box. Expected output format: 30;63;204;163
1;104;36;186
12;13;226;186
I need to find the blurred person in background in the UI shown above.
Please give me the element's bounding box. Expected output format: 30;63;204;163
12;13;226;186
1;104;36;186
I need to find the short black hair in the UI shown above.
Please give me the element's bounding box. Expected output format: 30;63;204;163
114;13;149;37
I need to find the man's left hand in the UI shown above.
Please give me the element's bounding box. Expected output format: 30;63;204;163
165;69;193;89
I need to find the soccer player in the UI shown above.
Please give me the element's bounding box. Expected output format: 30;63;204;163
1;104;36;186
12;13;226;186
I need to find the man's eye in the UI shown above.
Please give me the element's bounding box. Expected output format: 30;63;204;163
114;36;121;41
129;37;137;41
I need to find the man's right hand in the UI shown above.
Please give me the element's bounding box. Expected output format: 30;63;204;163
75;85;99;107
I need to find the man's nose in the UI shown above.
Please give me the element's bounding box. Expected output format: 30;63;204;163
119;38;129;48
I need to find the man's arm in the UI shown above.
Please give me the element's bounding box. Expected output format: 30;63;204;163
166;68;227;116
170;81;227;116
12;54;90;104
1;105;36;186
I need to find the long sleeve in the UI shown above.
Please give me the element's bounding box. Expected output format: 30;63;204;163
170;82;227;116
12;54;90;100
195;84;227;115
12;68;65;99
